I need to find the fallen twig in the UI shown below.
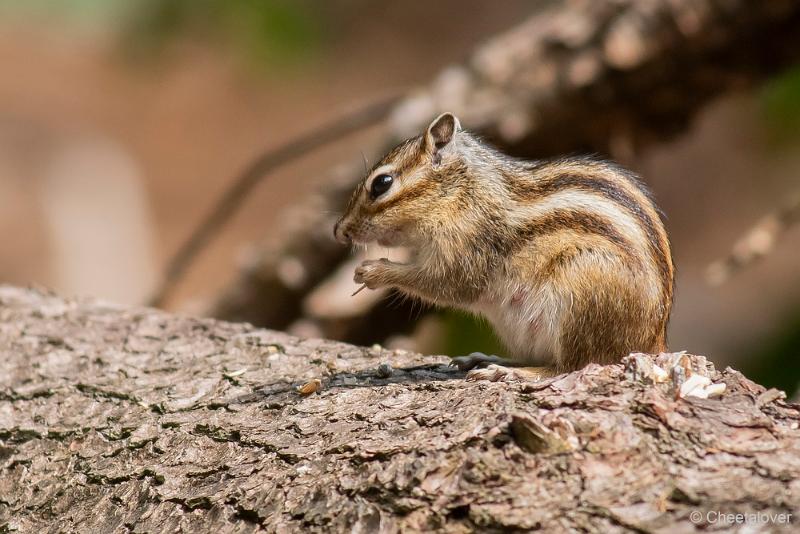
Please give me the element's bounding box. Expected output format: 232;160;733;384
706;191;800;286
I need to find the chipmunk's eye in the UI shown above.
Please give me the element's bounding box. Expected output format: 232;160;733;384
369;174;393;199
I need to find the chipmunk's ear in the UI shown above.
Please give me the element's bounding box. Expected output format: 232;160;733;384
425;112;461;154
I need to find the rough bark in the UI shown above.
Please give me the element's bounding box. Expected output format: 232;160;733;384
209;0;800;342
2;285;799;532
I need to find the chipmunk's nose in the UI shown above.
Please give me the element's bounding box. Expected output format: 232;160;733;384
334;219;351;244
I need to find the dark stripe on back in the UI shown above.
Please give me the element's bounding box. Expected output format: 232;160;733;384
513;209;639;265
502;169;672;299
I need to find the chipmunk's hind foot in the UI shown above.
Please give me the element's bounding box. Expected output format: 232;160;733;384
465;364;558;382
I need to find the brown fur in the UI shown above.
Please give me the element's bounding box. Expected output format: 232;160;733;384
335;113;674;372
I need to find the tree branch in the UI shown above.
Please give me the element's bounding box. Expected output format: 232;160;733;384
1;286;798;532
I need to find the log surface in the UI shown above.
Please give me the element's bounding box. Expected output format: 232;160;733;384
1;286;799;532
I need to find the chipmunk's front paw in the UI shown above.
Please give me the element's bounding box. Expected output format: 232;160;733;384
354;258;393;289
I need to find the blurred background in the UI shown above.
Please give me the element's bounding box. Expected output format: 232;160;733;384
1;0;799;395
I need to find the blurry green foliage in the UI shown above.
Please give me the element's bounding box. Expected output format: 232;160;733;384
439;311;506;358
760;65;800;143
0;0;126;25
754;67;800;395
123;0;322;67
0;0;323;68
743;306;800;398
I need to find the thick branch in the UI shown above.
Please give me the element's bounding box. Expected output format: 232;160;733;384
1;286;799;532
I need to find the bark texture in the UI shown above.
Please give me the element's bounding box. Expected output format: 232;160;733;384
209;0;800;342
1;286;799;532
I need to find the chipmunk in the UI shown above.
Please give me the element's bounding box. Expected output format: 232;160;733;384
334;113;674;381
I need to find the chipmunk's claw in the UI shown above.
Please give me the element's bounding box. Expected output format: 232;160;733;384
354;258;393;289
450;352;505;371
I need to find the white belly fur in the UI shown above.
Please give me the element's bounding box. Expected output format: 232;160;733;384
471;282;565;366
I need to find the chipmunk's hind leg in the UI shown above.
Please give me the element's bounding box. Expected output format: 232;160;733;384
465;364;558;382
558;265;662;371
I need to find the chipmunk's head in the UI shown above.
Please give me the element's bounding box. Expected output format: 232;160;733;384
334;112;466;248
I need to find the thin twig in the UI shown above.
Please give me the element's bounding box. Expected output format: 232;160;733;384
147;94;401;307
706;191;800;286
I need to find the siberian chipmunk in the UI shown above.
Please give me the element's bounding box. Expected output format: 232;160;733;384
334;113;674;381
